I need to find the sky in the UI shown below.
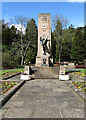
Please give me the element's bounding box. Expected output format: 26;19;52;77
1;0;85;2
2;2;84;29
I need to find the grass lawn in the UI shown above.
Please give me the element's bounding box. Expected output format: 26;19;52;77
1;68;24;75
80;69;86;75
66;68;86;75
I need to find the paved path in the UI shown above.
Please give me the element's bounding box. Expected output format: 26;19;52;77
2;78;84;118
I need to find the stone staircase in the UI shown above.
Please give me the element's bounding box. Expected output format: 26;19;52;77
31;66;59;79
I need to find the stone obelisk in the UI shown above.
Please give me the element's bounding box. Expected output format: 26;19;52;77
35;13;53;66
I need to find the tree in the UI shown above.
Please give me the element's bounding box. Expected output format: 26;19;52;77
61;24;74;61
0;20;2;69
83;25;86;59
11;18;38;65
2;19;20;68
14;16;29;65
2;25;19;51
70;27;84;62
25;18;38;64
52;15;69;63
51;32;56;63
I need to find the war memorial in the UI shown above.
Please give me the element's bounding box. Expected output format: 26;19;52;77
36;13;53;67
1;13;85;119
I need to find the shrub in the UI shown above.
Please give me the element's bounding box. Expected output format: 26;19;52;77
15;65;24;68
2;51;18;69
2;51;12;68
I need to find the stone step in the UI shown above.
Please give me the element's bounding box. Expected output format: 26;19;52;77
31;66;59;79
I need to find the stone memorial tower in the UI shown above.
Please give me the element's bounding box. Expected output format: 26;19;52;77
35;13;53;66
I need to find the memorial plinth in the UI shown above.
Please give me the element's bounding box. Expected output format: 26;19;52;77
35;13;53;66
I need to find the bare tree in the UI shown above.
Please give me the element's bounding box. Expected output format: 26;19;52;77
52;15;69;63
14;16;30;66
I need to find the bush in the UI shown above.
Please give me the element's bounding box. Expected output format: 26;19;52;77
78;61;84;65
2;51;12;68
2;51;18;69
15;65;24;68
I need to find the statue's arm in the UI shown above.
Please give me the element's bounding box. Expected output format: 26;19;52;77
40;37;42;41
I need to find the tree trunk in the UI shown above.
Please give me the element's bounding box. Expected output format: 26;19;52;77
59;52;60;64
20;26;23;66
21;56;24;66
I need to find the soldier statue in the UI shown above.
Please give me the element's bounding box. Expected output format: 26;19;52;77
40;37;50;55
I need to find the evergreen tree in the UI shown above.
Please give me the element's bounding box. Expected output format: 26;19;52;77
51;32;56;63
25;18;38;64
71;27;84;62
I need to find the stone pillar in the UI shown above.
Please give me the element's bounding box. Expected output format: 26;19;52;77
35;13;53;66
24;66;30;74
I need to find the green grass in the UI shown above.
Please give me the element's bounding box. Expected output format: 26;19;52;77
79;69;86;75
66;68;86;75
0;68;24;75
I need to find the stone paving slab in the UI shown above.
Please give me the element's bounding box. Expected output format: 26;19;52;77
3;108;33;118
31;107;61;118
2;79;84;118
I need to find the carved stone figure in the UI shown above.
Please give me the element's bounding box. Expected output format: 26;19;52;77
40;37;50;55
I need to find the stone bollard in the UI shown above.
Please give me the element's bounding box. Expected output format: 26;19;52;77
24;66;30;75
20;66;31;80
59;65;69;80
59;66;65;75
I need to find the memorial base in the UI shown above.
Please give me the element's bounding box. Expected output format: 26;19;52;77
35;55;49;67
59;75;69;81
20;74;31;80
